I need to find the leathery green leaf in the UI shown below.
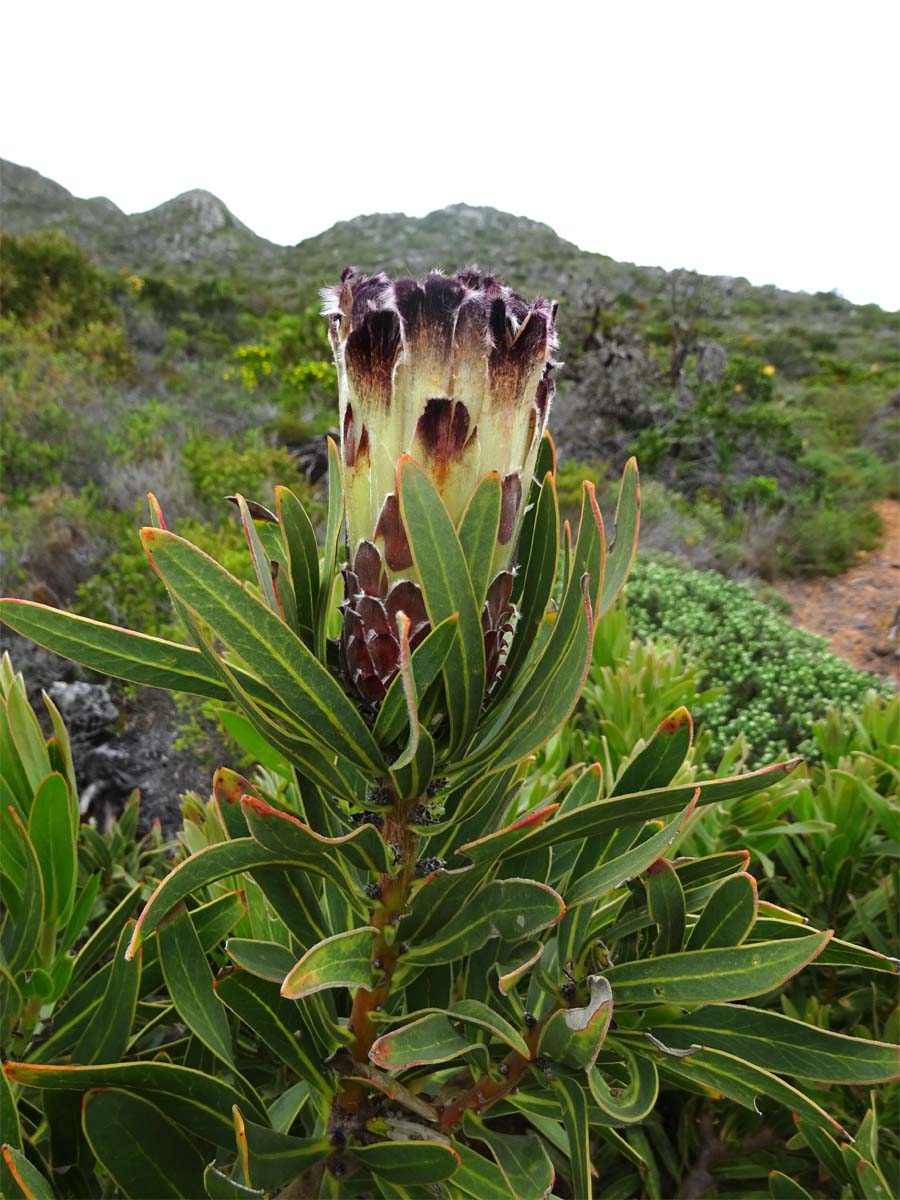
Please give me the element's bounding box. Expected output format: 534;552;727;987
5;675;49;793
373;614;458;747
606;931;831;1005
0;599;233;701
463;1112;554;1200
0;1062;22;1152
687;872;758;949
204;1162;265;1199
648;1005;900;1083
598;456;639;617
226;938;295;982
401;878;565;968
276;484;320;646
538;975;614;1069
648;857;687;956
590;1041;659;1124
1;1146;54;1200
551;1069;592;1200
497;470;559;698
566;797;696;909
6;1059;267;1144
127;839;290;956
237;1116;330;1191
159;907;235;1067
74;920;141;1063
768;1171;814;1199
316;436;343;660
614;706;693;796
281;927;379;999
369;1009;523;1071
140;526;384;773
82;1088;206;1199
241;794;391;882
353;1141;461;1184
626;1037;849;1136
457;470;503;607
28;771;76;926
214;969;331;1094
233;494;280;613
450;1139;519;1200
398;455;485;752
0;808;43;973
501;759;802;861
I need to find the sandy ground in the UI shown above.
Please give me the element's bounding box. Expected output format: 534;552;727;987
776;499;900;683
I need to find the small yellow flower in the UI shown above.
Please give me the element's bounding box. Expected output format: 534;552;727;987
734;383;744;393
869;363;880;373
762;364;776;376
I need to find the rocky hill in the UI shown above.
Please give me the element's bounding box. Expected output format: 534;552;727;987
2;157;874;322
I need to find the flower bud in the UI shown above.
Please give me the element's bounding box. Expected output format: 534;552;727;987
322;268;558;705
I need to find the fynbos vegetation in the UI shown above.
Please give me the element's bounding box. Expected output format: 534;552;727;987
1;269;896;1199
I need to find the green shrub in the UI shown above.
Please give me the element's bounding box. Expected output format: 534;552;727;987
624;559;893;765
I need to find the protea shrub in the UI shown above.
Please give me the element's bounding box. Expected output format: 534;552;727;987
1;270;896;1200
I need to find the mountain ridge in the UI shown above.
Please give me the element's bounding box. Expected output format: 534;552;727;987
2;156;850;314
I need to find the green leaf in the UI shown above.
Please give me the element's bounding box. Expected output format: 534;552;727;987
614;707;693;796
0;599;233;700
749;917;899;973
28;771;76;926
242;795;391;885
0;1062;22;1153
281;927;379;999
0;1146;54;1200
457;471;503;608
159;907;235;1067
769;1170;813;1199
398;455;486;752
373;615;458;747
82;1088;206;1199
498;470;560;696
58;872;101;957
216;713;292;780
463;1113;554;1200
501;760;802;861
0;963;23;1045
316;437;343;660
238;1116;330;1191
589;1042;659;1124
450;1140;519;1200
648;857;687;956
0;808;43;972
214;969;331;1094
276;485;319;647
538;976;614;1069
128;840;281;955
226;938;295;982
370;1002;530;1071
456;803;560;868
626;1037;848;1136
566;798;696;910
5;675;50;794
204;1162;265;1199
6;1060;268;1144
354;1141;461;1185
648;1005;900;1083
597;457;639;617
74;919;141;1063
551;1070;592;1200
686;873;758;950
448;999;531;1056
606;931;830;1005
402;878;565;968
141;526;385;773
234;493;280;613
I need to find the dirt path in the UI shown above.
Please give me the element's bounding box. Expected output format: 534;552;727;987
776;499;900;683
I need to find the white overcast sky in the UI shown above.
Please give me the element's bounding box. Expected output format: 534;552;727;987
3;0;898;309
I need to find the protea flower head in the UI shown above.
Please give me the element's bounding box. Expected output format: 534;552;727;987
323;268;558;705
